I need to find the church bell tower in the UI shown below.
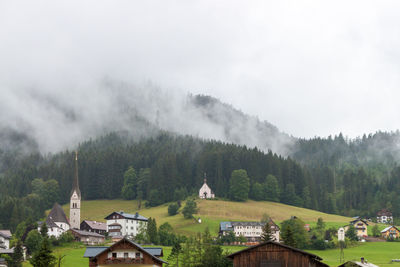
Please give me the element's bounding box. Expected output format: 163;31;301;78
70;151;81;229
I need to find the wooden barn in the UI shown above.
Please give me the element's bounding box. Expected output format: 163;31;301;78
227;241;329;267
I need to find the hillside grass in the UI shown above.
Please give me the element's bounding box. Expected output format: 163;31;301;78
58;199;353;235
308;242;400;267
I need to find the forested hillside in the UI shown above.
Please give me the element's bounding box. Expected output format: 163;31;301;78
1;130;400;231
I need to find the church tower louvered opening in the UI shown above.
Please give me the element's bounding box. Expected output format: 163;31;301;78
70;151;81;229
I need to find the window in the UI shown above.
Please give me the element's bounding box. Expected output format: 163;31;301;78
136;252;140;258
112;253;117;258
124;253;128;258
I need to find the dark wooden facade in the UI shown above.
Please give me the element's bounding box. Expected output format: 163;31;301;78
87;238;166;267
227;241;329;267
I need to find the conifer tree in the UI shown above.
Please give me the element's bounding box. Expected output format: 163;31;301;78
29;238;56;267
260;221;273;242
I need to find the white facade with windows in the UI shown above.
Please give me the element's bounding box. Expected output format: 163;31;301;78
105;212;148;237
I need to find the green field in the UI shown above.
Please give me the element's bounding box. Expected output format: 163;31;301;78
33;199;397;266
308;242;400;266
57;199;353;235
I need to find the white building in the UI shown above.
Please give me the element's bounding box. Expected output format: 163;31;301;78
199;178;215;199
0;230;11;249
39;203;70;238
338;227;345;241
219;219;280;243
377;209;393;224
105;211;148;237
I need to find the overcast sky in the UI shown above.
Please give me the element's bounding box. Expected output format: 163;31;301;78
1;0;400;139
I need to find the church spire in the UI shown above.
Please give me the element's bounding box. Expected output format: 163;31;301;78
71;151;81;198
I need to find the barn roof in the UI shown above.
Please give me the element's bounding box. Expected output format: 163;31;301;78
81;220;107;231
70;229;104;237
227;241;329;266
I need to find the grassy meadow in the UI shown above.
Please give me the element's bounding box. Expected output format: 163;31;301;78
308;242;400;267
36;199;398;266
57;199;353;235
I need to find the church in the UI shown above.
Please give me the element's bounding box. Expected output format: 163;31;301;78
40;151;81;237
199;177;215;199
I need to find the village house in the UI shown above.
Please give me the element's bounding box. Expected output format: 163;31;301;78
381;225;400;239
38;203;70;238
219;219;280;244
377;208;393;224
105;211;148;238
80;220;107;235
69;229;105;245
83;237;167;267
199;178;215;199
345;218;368;238
0;230;11;249
227;241;329;267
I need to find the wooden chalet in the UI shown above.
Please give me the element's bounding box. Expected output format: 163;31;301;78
381;225;400;239
227;241;329;267
84;237;167;267
69;229;105;245
80;220;107;235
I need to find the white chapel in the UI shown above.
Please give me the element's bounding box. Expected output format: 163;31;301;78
199;177;215;199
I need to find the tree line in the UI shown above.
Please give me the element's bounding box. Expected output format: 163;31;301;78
1;131;400;230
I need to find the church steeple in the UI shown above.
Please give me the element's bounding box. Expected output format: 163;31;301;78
70;150;81;229
71;151;81;198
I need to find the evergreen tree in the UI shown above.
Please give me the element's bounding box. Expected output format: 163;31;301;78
182;200;197;219
147;217;159;244
346;225;358;241
39;223;48;238
168;203;179;216
168;241;182;267
264;174;280;202
229;169;250;201
25;230;43;255
251;182;263;201
29;238;56;267
9;240;24;267
121;166;137;200
280;217;308;248
260;221;273;242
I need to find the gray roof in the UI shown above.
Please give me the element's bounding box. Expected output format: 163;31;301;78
70;229;105;238
105;212;148;221
143;247;163;257
47;203;69;224
81;220;107;231
0;230;11;239
220;221;233;231
0;248;14;254
83;247;108;257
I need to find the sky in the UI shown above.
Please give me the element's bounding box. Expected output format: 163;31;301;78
1;0;400;140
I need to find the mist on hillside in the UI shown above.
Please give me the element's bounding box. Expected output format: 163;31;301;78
0;79;293;155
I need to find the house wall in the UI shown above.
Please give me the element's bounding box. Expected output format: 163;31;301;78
93;241;163;267
106;215;147;237
0;237;9;249
231;243;326;267
382;227;400;239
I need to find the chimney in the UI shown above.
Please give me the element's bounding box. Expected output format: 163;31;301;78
361;257;365;264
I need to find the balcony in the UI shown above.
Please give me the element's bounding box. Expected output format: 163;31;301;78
105;257;143;264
